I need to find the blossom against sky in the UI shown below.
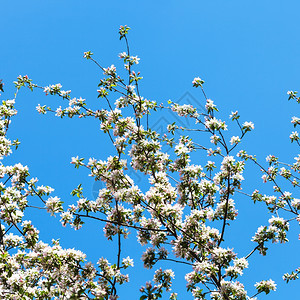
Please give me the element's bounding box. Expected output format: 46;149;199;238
1;1;300;299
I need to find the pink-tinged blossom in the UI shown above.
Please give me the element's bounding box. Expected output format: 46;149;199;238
36;104;47;114
205;99;217;112
291;198;300;210
230;136;240;145
255;279;277;294
291;116;300;126
242;121;254;131
205;117;228;131
290;131;299;142
229;110;240;120
45;196;62;216
192;77;204;87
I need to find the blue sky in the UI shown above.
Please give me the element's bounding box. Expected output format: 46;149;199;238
1;1;300;299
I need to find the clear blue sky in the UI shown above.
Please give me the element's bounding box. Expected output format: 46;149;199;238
1;1;300;299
